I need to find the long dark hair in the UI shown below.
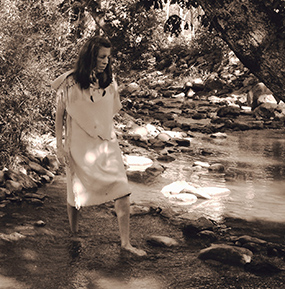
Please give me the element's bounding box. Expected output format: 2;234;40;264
73;36;112;90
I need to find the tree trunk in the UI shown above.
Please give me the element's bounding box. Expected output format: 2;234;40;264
198;0;285;103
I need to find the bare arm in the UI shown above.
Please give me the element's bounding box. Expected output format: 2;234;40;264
55;94;66;164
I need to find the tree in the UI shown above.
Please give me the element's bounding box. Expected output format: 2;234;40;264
197;0;285;103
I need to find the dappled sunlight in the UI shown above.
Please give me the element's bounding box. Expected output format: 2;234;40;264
0;274;29;289
72;271;164;289
124;155;153;172
73;178;86;209
84;151;97;165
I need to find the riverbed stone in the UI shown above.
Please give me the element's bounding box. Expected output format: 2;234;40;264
197;230;218;242
198;244;253;266
5;180;22;194
0;188;8;201
157;154;175;162
0;232;26;242
210;132;227;139
0;171;4;185
244;256;282;275
180;217;215;238
217;105;241;117
147;235;179;247
234;235;267;246
28;161;54;178
130;204;150;216
34;220;46;227
253;102;277;119
174;138;190;147
209;163;225;173
4;169;38;191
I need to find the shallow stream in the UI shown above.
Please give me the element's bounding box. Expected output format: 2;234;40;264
130;129;285;223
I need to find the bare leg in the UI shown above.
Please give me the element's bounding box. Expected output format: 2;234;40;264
67;203;80;234
115;195;146;257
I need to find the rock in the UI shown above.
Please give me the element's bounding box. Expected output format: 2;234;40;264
247;82;276;110
124;155;153;172
209;163;225;173
174;138;190;147
29;161;55;178
244;257;283;275
0;188;9;200
147;235;179;247
181;217;215;237
5;180;22;193
253;102;277;119
193;161;210;168
192;112;207;120
204;76;224;91
34;220;46;227
242;242;262;253
197;230;218;242
198;244;253;266
191;78;204;92
157;132;171;142
197;187;231;197
0;170;4;185
168;193;197;205
0;232;26;242
4;169;38;191
159;207;179;219
126;170;145;183
149;138;166;149
157;154;175;162
217;106;241;117
26;198;44;206
24;192;46;200
210;132;227;139
161;181;189;196
235;235;267;246
42;155;60;173
126;82;140;94
145;162;165;177
130;204;150;216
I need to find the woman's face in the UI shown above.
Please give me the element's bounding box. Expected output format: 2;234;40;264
95;46;111;73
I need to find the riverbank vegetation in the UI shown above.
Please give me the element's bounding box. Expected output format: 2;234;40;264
0;0;221;168
0;0;284;169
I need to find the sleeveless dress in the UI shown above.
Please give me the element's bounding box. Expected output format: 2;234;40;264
51;71;130;209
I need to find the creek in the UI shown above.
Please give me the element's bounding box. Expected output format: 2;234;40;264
129;129;285;223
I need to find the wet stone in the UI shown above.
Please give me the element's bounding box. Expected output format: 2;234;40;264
147;235;179;247
34;220;46;227
181;217;215;238
198;244;253;266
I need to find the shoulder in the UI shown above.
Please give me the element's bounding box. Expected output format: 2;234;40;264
51;70;76;90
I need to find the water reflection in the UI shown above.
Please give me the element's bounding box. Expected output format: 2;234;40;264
131;129;285;223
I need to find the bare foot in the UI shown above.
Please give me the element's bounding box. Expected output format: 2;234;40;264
121;245;147;257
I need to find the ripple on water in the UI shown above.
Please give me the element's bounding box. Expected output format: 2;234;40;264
130;129;285;223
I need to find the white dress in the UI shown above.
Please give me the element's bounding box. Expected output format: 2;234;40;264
51;71;129;209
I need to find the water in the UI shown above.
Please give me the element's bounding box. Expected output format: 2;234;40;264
129;129;285;223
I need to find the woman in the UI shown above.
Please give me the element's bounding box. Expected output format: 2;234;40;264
52;36;146;257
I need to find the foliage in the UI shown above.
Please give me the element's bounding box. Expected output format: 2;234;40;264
0;0;79;168
0;0;228;169
103;0;161;71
